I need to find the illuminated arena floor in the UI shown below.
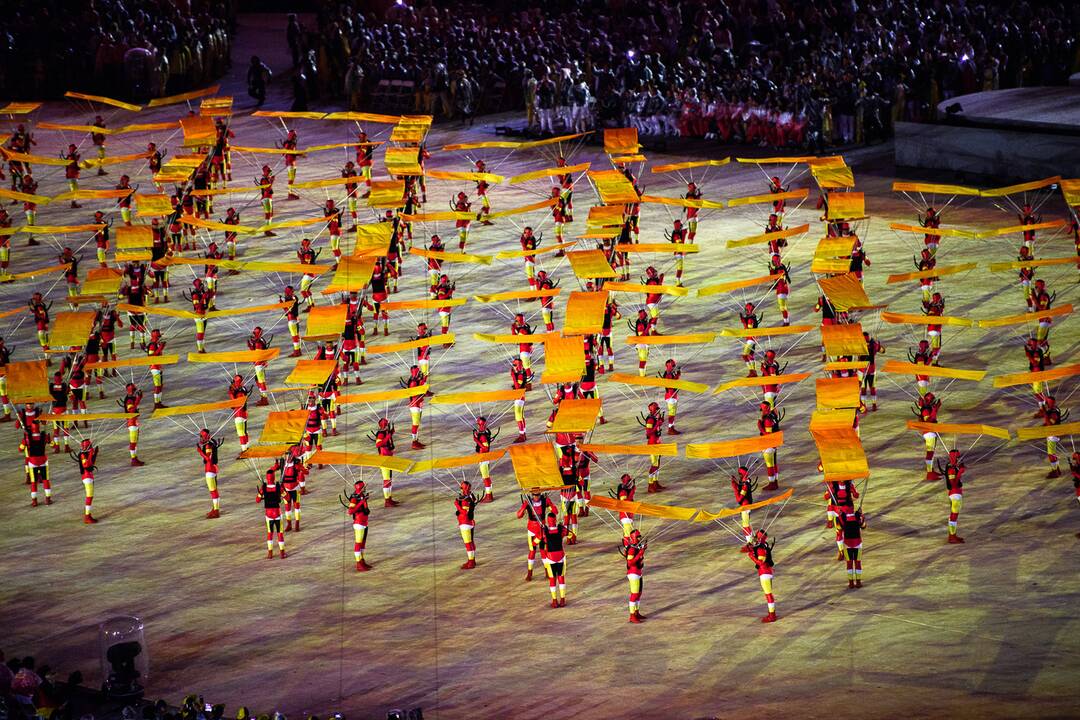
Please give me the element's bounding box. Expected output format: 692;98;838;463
3;15;1080;720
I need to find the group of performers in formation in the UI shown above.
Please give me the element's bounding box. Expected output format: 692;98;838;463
4;111;1080;625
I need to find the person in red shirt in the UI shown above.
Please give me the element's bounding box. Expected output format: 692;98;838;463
744;528;777;622
939;449;966;543
256;461;287;559
63;144;82;208
769;254;791;326
540;512;569;608
372;417;400;506
758;402;781;490
452;191;471;250
256;165;275;234
21;420;52;506
228;375;251;454
324;198;343;263
69;439;99;523
454;480;479;569
915;392;941;481
121;384;145;466
622;528;647;623
684;181;702;240
643;401;665;492
281;128;300;200
731;466;756;542
346;479;372;571
839;505;866;588
196;429;223;518
516;491;558;580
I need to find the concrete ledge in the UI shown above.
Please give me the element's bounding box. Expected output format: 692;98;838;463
895;121;1080;180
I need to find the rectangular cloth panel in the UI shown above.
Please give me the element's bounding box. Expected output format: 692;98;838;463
977;304;1072;328
50;311;96;348
808;409;859;440
720;325;815;338
567;249;616;279
546;398;602;433
250;110;328;119
891;181;981;196
473;288;561;302
366;336;452;356
979;176;1061;197
238;445;296;459
638;195;725;210
726;224;810;249
84;355;181;370
430;389;524;405
1015;422;1080;441
814;236;857;259
367;180;405;208
824;361;868;373
495;243;580;262
685;433;784;459
818;443;870;481
906;421;1011;440
694;488;795;522
587;204;626;228
650;158;730;173
381;298;467;312
1061;178;1080;207
487;198;558;219
425;170;504;183
541;334;585;384
588;169;640;204
820;323;867;357
889;222;977;238
5;360;50;403
115;225;154;249
149;397;243;418
623;333;716;345
726;187;809;208
604;282;689;297
0;263;71;284
309;451;414;472
587;496;640;515
16;224;102;235
400;211;474;223
83;267;122;296
0;102;42;114
147;85;220;107
887;262;978;283
610;154;647;164
321;256;376;294
816;377;862;410
407;247;491;264
384;147;423;175
284;359;337;386
187;349;280;364
473;332;546;344
603;128;640;155
562;291;609;335
697;275;779;297
337;386;427;405
713;372;811;394
812;258;851;277
134;194;173;216
632;501;698;521
258;409;309;444
509;162;591;185
615;243;701;254
508;442;563;491
988;257;1078;272
976;219;1066;238
811;164;855;188
607;372;710;394
818;272;874;311
39;412;136;422
0;188;50;204
180;115;216;146
880;360;986;381
881;311;974;327
410;450;507;474
578;443;679;457
303;304;348;340
992;362;1080;388
826;192;865;220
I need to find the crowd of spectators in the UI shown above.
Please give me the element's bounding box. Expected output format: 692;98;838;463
309;0;1078;148
0;0;236;101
